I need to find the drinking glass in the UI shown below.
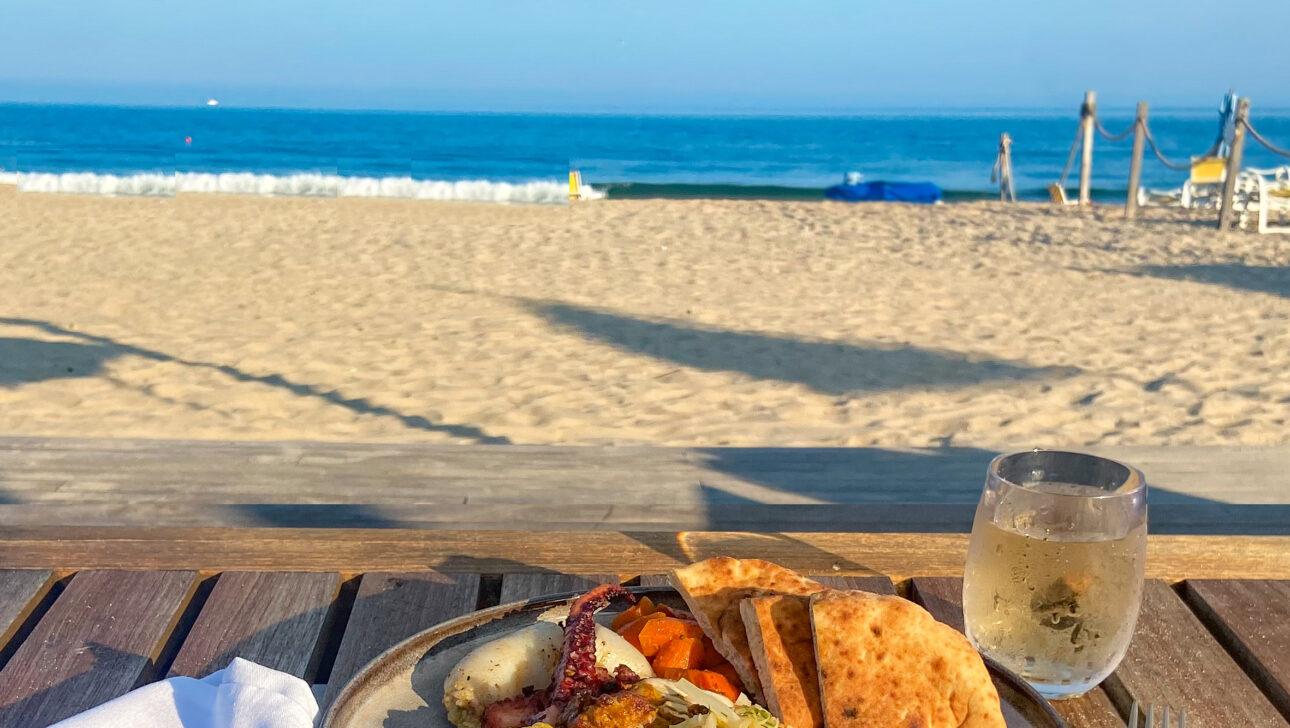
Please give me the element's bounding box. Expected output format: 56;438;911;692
962;450;1147;699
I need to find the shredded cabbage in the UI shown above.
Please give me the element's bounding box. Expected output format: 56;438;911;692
733;704;781;728
635;679;781;728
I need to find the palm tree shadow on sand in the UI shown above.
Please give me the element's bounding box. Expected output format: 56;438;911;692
0;337;118;386
0;317;509;444
1128;263;1290;300
530;302;1079;396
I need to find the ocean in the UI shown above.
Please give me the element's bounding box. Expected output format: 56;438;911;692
2;103;1288;203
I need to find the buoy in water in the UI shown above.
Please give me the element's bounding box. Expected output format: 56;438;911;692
184;136;193;145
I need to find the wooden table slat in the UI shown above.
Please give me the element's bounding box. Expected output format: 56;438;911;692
1106;580;1288;727
907;577;967;632
638;573;671;587
0;570;55;664
0;570;197;728
320;572;481;712
498;574;620;604
908;577;1125;728
1178;580;1290;723
166;571;341;680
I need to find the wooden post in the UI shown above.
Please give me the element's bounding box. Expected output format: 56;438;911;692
1218;97;1251;231
998;133;1015;202
1079;90;1096;206
1125;101;1148;219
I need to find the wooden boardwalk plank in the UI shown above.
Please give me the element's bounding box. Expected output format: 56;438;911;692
0;570;54;665
5;502;1285;534
3;436;1288;506
0;503;982;532
0;570;196;728
320;572;480;712
1106;580;1288;727
1180;580;1290;722
499;574;620;604
167;571;341;679
908;577;1124;728
2;528;1288;582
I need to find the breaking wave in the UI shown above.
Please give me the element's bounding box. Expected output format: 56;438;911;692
1;170;597;204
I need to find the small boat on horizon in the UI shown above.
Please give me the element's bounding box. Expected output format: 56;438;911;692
206;98;220;107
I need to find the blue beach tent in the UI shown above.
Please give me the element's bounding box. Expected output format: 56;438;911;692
825;176;941;204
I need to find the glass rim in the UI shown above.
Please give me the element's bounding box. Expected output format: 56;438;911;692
987;449;1146;500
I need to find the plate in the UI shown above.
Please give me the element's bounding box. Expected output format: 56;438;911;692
324;586;1068;728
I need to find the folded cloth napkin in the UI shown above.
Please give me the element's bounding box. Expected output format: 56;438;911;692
52;658;319;728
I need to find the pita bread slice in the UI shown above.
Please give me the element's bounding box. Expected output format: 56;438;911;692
810;590;1005;728
669;558;824;701
741;595;823;728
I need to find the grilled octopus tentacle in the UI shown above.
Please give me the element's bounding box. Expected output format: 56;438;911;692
534;583;635;725
551;584;635;702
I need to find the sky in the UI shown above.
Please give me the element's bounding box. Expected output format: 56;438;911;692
2;0;1288;114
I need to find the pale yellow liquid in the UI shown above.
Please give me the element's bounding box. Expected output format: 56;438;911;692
963;495;1145;698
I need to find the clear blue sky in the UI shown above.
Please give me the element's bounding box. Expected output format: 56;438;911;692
2;0;1287;113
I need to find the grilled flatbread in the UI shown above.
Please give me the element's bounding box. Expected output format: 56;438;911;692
810;590;1005;728
741;595;823;728
669;558;824;701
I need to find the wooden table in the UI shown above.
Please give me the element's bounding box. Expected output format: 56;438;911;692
0;529;1288;728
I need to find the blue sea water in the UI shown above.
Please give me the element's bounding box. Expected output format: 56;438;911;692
2;103;1288;203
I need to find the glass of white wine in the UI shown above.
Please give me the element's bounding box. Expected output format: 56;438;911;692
962;450;1146;699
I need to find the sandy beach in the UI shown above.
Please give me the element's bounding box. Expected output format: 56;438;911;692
1;185;1287;448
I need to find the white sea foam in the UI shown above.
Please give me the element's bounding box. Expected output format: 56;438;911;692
16;172;177;197
1;170;590;204
179;172;338;197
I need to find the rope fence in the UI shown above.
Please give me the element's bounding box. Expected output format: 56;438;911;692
1243;118;1290;160
1139;123;1195;172
1093;116;1135;143
1056;125;1083;188
1090;112;1224;171
1035;91;1290;229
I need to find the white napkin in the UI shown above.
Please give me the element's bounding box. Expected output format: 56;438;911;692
52;658;319;728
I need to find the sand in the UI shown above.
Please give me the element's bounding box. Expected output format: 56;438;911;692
1;185;1288;448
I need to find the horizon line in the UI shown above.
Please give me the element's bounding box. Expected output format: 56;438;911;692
4;99;1284;118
